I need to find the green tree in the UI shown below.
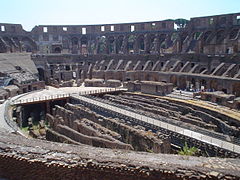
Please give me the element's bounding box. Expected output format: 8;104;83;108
174;19;189;28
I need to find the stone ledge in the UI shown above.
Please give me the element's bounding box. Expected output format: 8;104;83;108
0;131;240;179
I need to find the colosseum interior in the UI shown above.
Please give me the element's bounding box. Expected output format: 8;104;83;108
0;12;240;180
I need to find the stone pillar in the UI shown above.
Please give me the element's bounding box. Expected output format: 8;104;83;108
133;38;138;54
144;34;150;54
195;81;200;91
113;37;117;54
122;35;128;54
46;101;51;114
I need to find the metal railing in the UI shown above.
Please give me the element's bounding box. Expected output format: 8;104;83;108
11;87;125;105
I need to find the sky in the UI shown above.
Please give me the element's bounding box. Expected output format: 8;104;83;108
1;0;240;31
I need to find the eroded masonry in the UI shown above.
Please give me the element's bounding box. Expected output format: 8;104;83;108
0;12;240;180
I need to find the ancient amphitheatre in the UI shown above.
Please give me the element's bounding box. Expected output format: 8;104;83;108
0;12;240;179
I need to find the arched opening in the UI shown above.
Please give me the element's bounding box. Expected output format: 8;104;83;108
13;37;21;51
37;68;45;81
80;36;88;55
232;83;240;97
71;37;79;54
21;37;37;53
53;47;61;53
229;29;239;40
203;31;212;44
3;37;15;52
170;75;178;87
191;78;196;90
216;30;225;44
128;35;136;54
98;36;106;54
200;79;207;90
137;35;144;54
116;35;124;54
72;37;79;46
209;80;217;91
0;38;8;53
108;36;115;54
178;76;186;90
149;34;156;53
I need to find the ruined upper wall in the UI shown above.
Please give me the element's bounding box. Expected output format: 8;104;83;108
31;20;174;35
189;13;240;30
0;23;26;35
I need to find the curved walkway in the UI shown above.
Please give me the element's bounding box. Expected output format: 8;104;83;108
0;101;15;133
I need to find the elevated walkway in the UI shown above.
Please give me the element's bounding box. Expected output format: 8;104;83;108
72;95;240;155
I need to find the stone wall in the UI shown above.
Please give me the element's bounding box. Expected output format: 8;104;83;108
32;53;240;96
101;93;240;143
0;131;239;180
46;103;171;153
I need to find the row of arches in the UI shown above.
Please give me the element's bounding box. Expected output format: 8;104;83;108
66;33;172;55
0;36;37;53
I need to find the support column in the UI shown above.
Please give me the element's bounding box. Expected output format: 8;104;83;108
144;34;150;54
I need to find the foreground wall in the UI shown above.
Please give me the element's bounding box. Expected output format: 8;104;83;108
0;130;240;180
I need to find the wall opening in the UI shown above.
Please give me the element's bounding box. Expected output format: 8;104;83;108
209;18;214;25
37;68;45;81
237;16;240;25
131;25;135;32
43;27;48;33
82;27;86;35
1;26;5;32
63;27;68;31
151;23;156;29
101;26;105;32
111;25;114;31
54;47;62;53
65;65;71;71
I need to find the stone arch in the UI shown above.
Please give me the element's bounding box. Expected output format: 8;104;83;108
37;67;45;81
116;35;124;54
137;34;145;53
200;79;207;89
80;36;88;54
216;30;225;44
170;75;178;86
21;37;37;52
229;29;239;40
127;35;136;54
71;37;79;54
209;80;218;90
190;78;196;89
0;37;8;53
71;37;79;46
159;34;167;44
203;31;212;44
53;47;62;53
107;36;115;54
232;83;240;97
2;36;15;52
12;37;21;51
178;76;186;89
219;17;227;26
149;34;156;51
97;36;107;54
